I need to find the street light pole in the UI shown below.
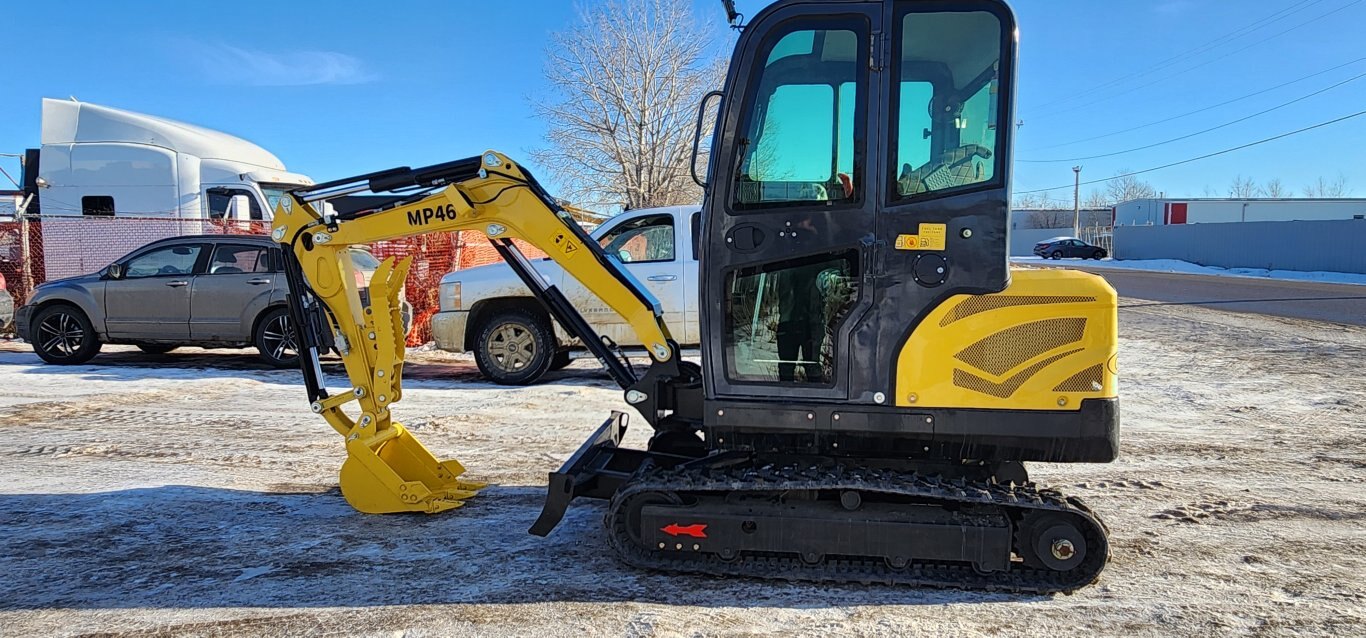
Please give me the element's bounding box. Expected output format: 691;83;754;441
1072;166;1082;238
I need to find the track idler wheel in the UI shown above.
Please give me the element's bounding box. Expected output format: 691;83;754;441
1016;512;1088;572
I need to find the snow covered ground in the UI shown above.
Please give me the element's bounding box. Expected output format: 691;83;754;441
1;302;1365;636
1012;256;1366;286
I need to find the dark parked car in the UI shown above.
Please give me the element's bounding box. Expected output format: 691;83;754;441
14;235;409;367
1033;237;1107;260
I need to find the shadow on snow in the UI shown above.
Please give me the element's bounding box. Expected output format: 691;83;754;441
0;484;1036;610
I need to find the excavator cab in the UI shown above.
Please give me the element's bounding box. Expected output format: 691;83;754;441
274;0;1120;593
693;1;1117;461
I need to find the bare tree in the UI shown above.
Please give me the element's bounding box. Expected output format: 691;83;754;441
1084;189;1110;209
1227;174;1261;198
1014;191;1074;228
1013;192;1042;209
1302;173;1350;197
532;0;724;211
1263;177;1288;198
1105;170;1157;204
1026;209;1074;229
1018;191;1068;209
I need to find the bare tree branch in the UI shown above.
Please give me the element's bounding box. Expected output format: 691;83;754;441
1024;209;1074;228
1263;177;1288;198
1302;173;1350;197
1105;169;1157;204
531;0;725;212
1227;174;1261;198
1084;189;1110;209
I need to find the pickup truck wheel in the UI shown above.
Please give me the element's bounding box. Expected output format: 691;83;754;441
549;350;572;372
31;304;102;365
474;309;554;385
136;344;179;355
254;307;301;368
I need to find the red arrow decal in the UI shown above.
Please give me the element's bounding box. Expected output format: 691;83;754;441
661;523;708;538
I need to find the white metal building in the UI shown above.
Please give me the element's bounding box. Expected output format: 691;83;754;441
1114;198;1366;226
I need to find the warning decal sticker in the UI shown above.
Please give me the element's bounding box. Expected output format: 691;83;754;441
552;232;580;257
894;223;948;251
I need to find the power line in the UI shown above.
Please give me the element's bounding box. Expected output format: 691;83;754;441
1025;0;1364;122
1014;108;1366;195
1028;0;1325;113
1019;69;1366;163
1023;55;1366;152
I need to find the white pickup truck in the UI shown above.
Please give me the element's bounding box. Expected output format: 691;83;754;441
431;205;700;384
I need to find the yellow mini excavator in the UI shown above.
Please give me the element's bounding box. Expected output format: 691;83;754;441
271;0;1120;592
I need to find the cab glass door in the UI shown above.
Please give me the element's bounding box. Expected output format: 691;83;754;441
703;5;878;401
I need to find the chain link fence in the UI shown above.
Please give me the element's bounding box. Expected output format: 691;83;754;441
0;215;544;344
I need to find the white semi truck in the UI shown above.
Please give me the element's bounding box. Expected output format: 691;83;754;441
14;98;315;278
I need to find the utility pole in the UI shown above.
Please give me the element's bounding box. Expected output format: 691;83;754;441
1072;166;1082;238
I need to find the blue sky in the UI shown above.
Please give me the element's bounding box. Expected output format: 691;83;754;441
3;0;1364;203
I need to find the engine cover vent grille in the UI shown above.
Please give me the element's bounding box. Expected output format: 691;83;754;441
940;295;1095;327
954;349;1082;399
955;318;1087;377
1053;364;1105;392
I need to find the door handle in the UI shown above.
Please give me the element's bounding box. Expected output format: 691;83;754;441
247;277;272;285
647;275;678;282
165;280;189;288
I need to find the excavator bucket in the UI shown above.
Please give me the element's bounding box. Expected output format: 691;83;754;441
338;421;486;514
325;255;485;513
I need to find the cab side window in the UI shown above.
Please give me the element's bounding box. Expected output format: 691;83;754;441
724;250;859;384
690;212;701;260
81;196;116;217
206;188;265;221
599;214;675;263
891;10;1003;200
731;23;866;210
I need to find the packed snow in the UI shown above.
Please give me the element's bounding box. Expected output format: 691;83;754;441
1;302;1365;636
1012;256;1366;286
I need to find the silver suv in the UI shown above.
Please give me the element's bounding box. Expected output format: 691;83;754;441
14;235;407;367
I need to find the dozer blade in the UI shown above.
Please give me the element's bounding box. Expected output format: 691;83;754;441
337;422;486;514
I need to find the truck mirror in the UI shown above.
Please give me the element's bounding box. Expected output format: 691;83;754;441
227;194;253;221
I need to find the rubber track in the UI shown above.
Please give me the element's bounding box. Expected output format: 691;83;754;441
605;461;1110;593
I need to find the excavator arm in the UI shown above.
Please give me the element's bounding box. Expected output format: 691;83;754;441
272;151;700;515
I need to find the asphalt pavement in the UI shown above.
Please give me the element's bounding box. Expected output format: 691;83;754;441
1029;262;1366;327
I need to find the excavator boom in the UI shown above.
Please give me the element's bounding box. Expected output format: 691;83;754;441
273;151;697;514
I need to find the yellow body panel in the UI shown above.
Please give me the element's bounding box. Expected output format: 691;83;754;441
894;268;1118;411
272;151;676;515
